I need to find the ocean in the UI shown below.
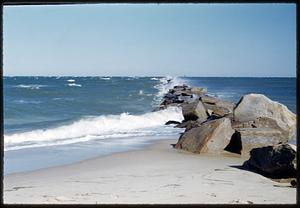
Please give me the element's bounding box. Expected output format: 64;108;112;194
4;76;296;174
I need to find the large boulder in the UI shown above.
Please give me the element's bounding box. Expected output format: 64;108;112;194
231;117;291;155
234;94;296;140
242;144;297;178
175;117;235;154
236;128;288;155
181;101;208;122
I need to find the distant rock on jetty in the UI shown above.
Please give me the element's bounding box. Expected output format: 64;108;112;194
162;80;297;180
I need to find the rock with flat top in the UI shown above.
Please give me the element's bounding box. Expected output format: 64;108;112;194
231;117;292;155
237;128;288;155
200;95;235;117
190;87;207;96
234;94;296;140
175;117;234;154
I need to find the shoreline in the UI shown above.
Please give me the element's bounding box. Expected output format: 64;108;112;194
4;134;181;176
4;137;296;204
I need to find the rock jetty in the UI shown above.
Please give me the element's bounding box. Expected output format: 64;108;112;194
162;80;297;180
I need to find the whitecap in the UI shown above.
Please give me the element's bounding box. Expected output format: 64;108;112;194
66;83;82;87
151;77;159;80
4;106;184;151
13;100;42;104
14;84;47;90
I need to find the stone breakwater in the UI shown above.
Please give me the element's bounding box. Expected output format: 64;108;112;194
161;82;297;184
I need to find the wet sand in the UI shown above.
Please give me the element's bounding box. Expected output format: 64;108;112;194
4;138;296;204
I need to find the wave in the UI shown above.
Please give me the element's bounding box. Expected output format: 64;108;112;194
152;76;188;107
14;84;47;90
13;100;42;104
100;77;111;80
67;79;75;82
52;97;74;101
4;106;184;151
66;83;82;87
151;77;159;80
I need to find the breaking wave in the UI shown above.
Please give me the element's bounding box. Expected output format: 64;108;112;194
4;106;184;151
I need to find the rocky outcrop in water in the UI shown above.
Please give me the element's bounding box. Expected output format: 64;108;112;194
159;85;206;109
161;82;296;157
160;80;297;180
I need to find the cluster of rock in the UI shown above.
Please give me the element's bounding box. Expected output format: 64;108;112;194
162;83;297;181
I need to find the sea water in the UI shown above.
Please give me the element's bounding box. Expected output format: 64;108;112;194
4;76;296;174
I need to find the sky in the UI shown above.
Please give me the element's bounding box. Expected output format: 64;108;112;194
3;3;296;77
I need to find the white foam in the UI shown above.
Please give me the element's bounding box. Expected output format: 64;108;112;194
14;100;42;104
14;84;47;90
151;77;159;80
67;79;75;82
67;83;82;87
4;106;184;151
152;76;187;107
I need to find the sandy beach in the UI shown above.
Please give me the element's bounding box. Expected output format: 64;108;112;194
4;138;296;204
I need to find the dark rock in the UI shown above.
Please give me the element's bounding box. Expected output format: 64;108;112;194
224;130;242;154
175;117;234;154
175;119;203;131
163;93;177;99
168;89;176;94
170;143;176;148
175;120;196;128
242;144;297;179
291;179;297;188
165;120;181;125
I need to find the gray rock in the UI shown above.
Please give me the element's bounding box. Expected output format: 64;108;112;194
200;95;235;117
242;144;297;178
236;127;288;155
181;101;208;122
190;87;207;96
234;94;296;140
175;117;234;154
231;117;291;155
200;95;219;104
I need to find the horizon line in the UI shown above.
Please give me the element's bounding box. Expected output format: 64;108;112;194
2;75;297;78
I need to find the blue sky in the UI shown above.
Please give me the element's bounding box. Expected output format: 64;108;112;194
3;3;296;77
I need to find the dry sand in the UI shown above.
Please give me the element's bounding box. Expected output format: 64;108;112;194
4;138;296;204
